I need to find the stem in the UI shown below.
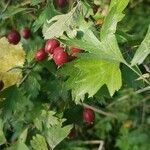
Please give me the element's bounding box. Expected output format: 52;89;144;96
18;62;37;87
2;0;11;13
107;86;150;108
125;63;150;85
81;102;117;118
78;140;104;150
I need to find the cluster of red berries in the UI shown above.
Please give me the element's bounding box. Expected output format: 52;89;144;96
35;38;82;66
68;107;95;139
7;27;31;45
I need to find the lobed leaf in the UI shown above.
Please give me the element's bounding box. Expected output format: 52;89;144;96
131;25;150;65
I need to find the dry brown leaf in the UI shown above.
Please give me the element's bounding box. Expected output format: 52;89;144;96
0;37;25;89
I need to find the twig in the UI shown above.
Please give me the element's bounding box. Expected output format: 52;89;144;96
82;103;117;118
125;63;150;85
130;96;150;109
18;70;32;87
18;62;37;87
20;0;45;6
107;86;150;108
2;0;11;13
98;141;104;150
79;140;104;150
81;140;103;145
141;102;146;124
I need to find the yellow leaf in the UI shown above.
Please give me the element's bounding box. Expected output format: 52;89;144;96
0;37;25;89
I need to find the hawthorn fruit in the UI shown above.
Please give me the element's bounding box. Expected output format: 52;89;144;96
55;0;68;7
35;48;48;62
21;27;31;39
7;30;21;45
53;47;69;65
45;39;60;54
83;107;95;124
0;80;4;91
71;47;83;55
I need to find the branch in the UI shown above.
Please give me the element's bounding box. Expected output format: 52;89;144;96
78;140;104;150
2;0;11;13
107;86;150;108
82;102;117;119
18;62;37;87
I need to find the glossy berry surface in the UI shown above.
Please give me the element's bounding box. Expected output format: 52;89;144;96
71;47;83;55
53;47;64;55
83;108;95;124
7;30;21;45
35;48;48;62
22;27;31;39
53;47;69;65
55;0;67;7
0;80;4;91
45;39;60;54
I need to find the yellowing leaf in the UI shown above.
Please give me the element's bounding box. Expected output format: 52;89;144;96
0;37;25;89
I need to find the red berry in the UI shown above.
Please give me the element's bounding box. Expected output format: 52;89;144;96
7;30;21;45
68;127;77;139
71;47;83;55
83;108;95;124
22;27;31;39
53;47;64;54
53;47;69;65
45;39;60;54
55;0;68;7
35;48;48;62
0;80;4;91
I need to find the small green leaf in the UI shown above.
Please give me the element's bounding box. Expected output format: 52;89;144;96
6;141;29;150
43;5;79;39
31;134;48;150
32;2;59;32
18;128;28;143
0;85;30;120
131;25;150;65
100;0;129;40
46;124;72;150
34;110;60;131
31;0;40;6
0;6;27;20
0;119;6;145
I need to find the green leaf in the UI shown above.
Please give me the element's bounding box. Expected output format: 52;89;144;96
6;128;29;150
6;141;29;150
0;85;30;120
18;128;28;143
22;72;41;99
61;59;122;103
43;5;79;39
31;134;48;150
62;25;125;63
31;0;40;6
60;18;123;102
32;2;59;32
0;6;27;20
100;0;129;40
45;124;72;150
34;110;60;131
131;25;150;65
0;119;6;145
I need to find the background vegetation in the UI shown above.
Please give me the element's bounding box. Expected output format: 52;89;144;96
0;0;150;149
